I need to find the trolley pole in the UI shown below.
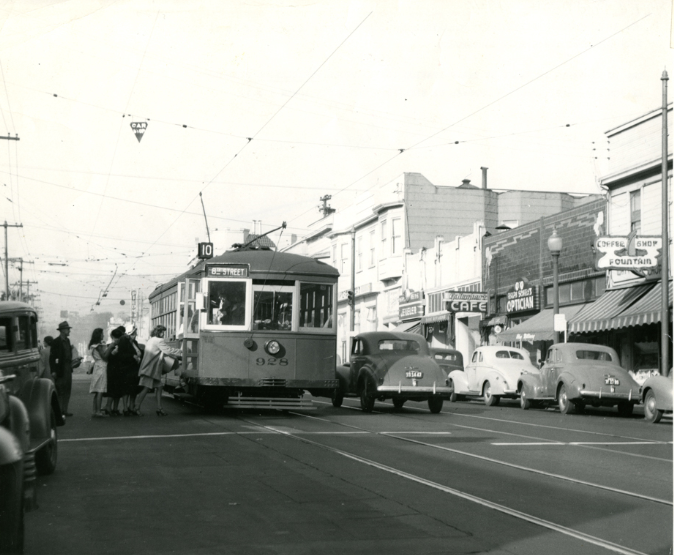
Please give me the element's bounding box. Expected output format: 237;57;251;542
661;70;670;377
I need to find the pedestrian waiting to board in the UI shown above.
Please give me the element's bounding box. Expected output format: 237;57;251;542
133;325;182;416
125;324;144;412
104;326;133;416
50;321;82;417
87;328;116;418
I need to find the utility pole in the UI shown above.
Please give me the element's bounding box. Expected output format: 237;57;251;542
661;70;670;377
2;222;23;299
8;258;33;301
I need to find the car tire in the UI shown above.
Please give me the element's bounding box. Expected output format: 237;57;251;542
617;402;634;418
331;389;344;408
520;388;531;410
428;397;443;414
0;460;24;555
483;382;500;406
35;407;58;475
392;398;405;410
644;390;663;423
558;384;573;415
359;379;375;413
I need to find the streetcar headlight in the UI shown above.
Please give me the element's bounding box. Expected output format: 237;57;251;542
265;340;281;355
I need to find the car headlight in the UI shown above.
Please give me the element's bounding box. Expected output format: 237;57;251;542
265;340;281;355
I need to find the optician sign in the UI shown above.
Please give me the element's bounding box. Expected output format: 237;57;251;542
443;291;489;313
595;236;662;270
506;280;538;315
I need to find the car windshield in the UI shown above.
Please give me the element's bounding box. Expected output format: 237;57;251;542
576;350;613;362
379;339;420;353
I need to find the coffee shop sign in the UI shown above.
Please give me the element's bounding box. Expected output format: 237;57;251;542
443;291;488;313
595;236;661;270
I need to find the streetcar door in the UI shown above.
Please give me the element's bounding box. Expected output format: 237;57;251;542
183;278;201;375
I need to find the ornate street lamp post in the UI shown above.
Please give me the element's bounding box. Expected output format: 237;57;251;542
548;229;563;344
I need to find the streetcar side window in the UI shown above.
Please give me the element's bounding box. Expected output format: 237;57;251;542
206;280;248;327
299;283;334;331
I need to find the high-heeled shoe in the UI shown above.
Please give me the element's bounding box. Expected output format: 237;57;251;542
156;409;168;416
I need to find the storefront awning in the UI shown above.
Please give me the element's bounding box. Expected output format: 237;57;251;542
485;315;508;327
610;281;672;329
497;304;587;343
568;283;655;333
395;319;421;334
421;312;452;324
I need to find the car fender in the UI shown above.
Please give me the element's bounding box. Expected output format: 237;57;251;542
357;366;378;391
518;373;542;397
478;370;508;395
448;370;469;394
18;378;63;443
6;396;30;454
0;425;23;466
641;377;674;411
556;372;581;400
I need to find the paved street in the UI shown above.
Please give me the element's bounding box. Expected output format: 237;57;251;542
25;376;672;555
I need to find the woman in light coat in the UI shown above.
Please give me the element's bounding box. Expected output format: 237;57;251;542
132;325;182;416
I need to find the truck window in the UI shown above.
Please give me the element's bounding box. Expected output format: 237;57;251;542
17;315;30;350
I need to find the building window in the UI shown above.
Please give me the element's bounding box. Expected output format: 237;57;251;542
391;218;402;255
357;235;363;271
354;310;361;334
341;243;348;275
545;277;606;307
381;220;387;257
369;229;376;267
630;190;641;233
332;244;337;266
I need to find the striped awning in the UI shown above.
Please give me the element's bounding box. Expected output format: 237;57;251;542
568;284;654;333
610;281;672;329
497;304;587;343
395;319;421;334
421;312;452;324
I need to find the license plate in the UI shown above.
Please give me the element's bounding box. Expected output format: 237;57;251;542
605;377;620;386
406;370;423;379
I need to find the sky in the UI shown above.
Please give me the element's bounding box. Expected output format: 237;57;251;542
0;0;671;322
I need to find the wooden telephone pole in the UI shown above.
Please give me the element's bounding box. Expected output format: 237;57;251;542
2;221;23;299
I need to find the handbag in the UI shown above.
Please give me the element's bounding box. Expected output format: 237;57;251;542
161;353;179;374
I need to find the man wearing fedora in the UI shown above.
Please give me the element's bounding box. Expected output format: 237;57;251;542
50;321;80;417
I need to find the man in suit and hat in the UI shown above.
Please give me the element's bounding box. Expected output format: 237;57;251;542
50;321;79;417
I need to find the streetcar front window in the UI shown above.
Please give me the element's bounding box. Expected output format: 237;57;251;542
299;283;334;330
207;281;248;326
253;290;293;331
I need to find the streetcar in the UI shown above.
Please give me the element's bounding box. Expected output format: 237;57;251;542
148;239;339;411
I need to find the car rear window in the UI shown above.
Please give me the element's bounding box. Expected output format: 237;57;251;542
576;350;613;362
434;353;457;361
379;340;420;352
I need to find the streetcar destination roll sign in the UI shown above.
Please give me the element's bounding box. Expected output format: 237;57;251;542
207;264;249;277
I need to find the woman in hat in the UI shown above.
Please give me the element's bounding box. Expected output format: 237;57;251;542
106;326;138;416
87;328;116;417
133;325;182;416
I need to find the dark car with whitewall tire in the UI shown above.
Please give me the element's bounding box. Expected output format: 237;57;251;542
333;331;452;413
0;301;65;554
518;342;640;416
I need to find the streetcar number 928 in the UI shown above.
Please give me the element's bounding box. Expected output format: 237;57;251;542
256;358;289;366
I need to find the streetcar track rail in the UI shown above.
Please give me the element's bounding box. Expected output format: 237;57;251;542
240;416;652;555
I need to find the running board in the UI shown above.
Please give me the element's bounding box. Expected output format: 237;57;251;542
226;396;316;410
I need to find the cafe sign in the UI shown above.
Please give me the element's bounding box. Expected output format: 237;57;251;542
595;236;661;271
443;291;489;313
506;281;538;314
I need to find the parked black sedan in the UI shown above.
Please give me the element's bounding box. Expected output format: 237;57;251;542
333;331;452;413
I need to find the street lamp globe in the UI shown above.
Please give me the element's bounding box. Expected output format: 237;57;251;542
547;229;563;254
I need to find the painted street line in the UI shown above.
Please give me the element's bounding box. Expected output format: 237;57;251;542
253;422;650;555
492;441;667;446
